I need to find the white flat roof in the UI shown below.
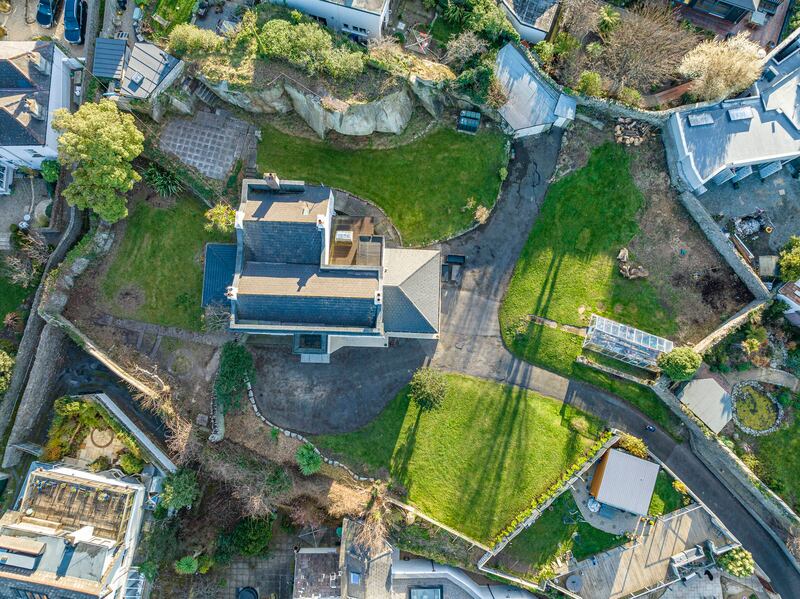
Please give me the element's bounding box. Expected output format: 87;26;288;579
594;449;659;516
679;378;733;434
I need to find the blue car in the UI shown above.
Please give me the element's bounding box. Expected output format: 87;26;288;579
63;0;87;44
36;0;62;28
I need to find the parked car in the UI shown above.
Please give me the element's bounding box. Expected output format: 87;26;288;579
35;0;62;28
63;0;87;44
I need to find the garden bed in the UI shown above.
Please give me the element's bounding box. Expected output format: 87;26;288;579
732;382;782;434
313;374;606;543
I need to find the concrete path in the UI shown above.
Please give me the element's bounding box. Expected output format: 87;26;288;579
430;131;800;598
725;367;800;392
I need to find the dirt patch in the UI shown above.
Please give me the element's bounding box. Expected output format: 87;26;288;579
115;285;145;313
558;119;752;343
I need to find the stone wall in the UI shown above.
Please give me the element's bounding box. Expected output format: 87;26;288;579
2;324;68;468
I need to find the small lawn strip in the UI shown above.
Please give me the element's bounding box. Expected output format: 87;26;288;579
257;125;507;246
153;0;195;33
648;470;685;517
504;324;681;437
313;374;605;543
500;491;627;580
101;196;232;331
746;417;800;512
0;272;29;324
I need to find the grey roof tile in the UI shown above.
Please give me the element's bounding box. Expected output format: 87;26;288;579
201;243;237;307
93;38;127;80
383;248;440;334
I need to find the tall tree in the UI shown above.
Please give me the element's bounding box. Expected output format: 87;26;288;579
680;32;762;101
52;100;144;223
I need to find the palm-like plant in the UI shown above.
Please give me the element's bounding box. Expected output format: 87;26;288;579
143;164;182;197
598;6;621;37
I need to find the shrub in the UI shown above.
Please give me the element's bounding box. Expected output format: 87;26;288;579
89;455;111;472
576;70;604;97
618;433;648;458
657;347;702;381
40;159;60;184
0;350;13;395
214;342;255;413
672;480;689;495
323;47;365;80
486;76;508;108
553;31;580;56
763;299;789;323
174;555;199;575
118;451;145;475
197;554;214;574
143;164;182;197
780;236;800;282
617;86;642;107
168;23;220;56
585;41;604;60
139;560;159;582
718;547;755;578
598;6;621;36
230;515;274;556
295;443;322;476
408;367;448;412
162;469;200;511
455;63;493;103
679;33;762;101
204;202;236;233
498;167;508;181
534;40;555;65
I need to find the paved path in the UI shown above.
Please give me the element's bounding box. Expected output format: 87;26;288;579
724;367;800;392
431;131;800;598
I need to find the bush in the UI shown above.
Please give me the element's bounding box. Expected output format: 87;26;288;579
553;31;579;56
197;554;214;574
455;63;493;104
534;40;555;65
0;349;14;395
679;33;762;101
576;71;604;97
118;451;145;475
323;47;365;80
204;202;236;233
617;86;642;107
174;555;199;575
89;455;111;472
214;342;255;413
780;236;800;282
499;167;508;181
672;480;689;495
657;347;701;381
162;469;200;511
40;159;60;184
143;164;182;197
763;299;789;323
295;443;322;476
408;367;448;412
718;547;755;578
168;23;220;56
230;516;274;556
618;433;648;458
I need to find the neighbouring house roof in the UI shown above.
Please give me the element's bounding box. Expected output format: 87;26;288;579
321;0;388;16
120;43;180;100
668;31;800;192
93;38;127;80
382;248;440;334
201;243;237;307
293;548;340;599
679;378;733;434
778;279;800;312
590;448;659;516
507;0;559;30
495;44;576;133
0;41;55;147
339;519;394;599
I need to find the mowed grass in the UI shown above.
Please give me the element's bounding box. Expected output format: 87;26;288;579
153;0;195;32
101;197;231;331
500;142;674;336
0;272;29;323
313;374;605;543
648;471;686;517
257;125;507;246
501;491;626;578
750;417;800;512
499;142;683;438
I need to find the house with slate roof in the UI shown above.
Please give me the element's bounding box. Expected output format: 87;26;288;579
0;41;75;193
202;175;441;362
293;518;535;599
0;464;146;599
666;28;800;194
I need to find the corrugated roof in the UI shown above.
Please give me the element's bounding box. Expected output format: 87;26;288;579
382;248;440;334
679;378;733;434
201;243;237;307
592;449;659;516
120;43;179;100
93;38;127;80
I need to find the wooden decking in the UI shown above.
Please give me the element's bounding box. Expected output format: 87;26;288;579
560;506;729;599
674;1;789;48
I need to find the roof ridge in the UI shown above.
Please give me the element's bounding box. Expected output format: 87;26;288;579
395;251;440;330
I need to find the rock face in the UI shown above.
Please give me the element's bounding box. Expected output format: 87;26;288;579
203;76;415;138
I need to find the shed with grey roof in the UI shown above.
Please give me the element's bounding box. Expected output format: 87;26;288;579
494;44;575;137
93;38;128;80
590;448;659;516
120;43;180;100
679;378;733;434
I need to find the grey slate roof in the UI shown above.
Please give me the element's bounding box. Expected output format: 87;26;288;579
679;378;733;434
495;44;576;132
201;243;237;307
383;248;440;334
669;31;800;192
120;43;179;100
0;41;54;147
340;519;393;599
93;38;127;80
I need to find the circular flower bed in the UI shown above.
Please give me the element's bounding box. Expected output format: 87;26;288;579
731;381;783;436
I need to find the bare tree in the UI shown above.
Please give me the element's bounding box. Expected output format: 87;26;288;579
290;496;326;529
680;32;762;100
444;31;487;69
19;230;50;266
354;492;389;558
601;2;698;93
203;303;231;332
560;0;601;41
3;254;35;288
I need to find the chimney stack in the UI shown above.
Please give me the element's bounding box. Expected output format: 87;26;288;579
264;173;281;190
26;99;44;120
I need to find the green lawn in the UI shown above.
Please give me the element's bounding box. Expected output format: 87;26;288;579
499;142;683;438
257;125;507;246
748;417;800;512
0;272;29;323
648;471;685;517
314;374;605;543
101;197;231;331
153;0;195;32
501;491;627;579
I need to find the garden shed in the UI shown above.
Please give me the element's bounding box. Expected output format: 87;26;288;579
590;448;659;516
583;315;673;370
678;378;732;434
92;38;128;81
